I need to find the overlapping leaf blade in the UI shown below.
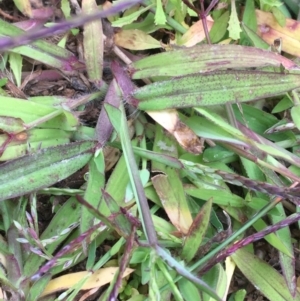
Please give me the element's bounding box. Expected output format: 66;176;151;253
134;71;300;110
0;141;96;201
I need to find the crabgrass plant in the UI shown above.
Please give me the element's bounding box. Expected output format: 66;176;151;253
1;0;300;300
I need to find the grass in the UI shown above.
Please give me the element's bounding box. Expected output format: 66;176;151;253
0;0;300;300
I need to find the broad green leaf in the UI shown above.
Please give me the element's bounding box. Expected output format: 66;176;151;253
228;289;246;301
233;104;295;142
0;96;78;130
0;116;25;133
246;197;280;216
201;264;227;301
131;45;296;79
134;71;300;111
227;0;242;40
0;141;96;201
155;0;166;25
209;10;230;43
272;95;293;113
61;0;71;18
185;185;245;207
0;18;82;70
0;129;71;161
178;278;200;301
232;248;300;301
242;0;257;32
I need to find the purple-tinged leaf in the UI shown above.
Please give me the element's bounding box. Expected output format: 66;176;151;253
0;141;96;201
130;44;299;79
95;80;121;146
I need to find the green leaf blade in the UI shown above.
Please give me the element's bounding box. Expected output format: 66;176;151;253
135;71;300;110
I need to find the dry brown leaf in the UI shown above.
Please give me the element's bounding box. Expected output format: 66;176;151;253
147;110;203;154
179;16;214;47
103;146;120;171
40;267;134;297
114;29;161;50
256;9;300;56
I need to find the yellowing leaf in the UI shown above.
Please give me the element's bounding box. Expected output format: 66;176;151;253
82;0;103;83
14;0;32;17
152;173;193;234
114;29;161;50
179;17;214;47
227;0;242;40
256;10;300;56
41;267;134;297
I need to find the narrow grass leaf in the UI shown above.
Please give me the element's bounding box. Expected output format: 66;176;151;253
156;246;222;301
112;5;153;27
105;102;157;245
27;274;52;301
232;248;300;301
81;154;105;233
8;53;22;87
24;197;81;277
82;0;103;85
269;204;296;295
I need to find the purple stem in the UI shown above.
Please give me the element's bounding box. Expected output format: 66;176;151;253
199;213;300;275
0;0;142;51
